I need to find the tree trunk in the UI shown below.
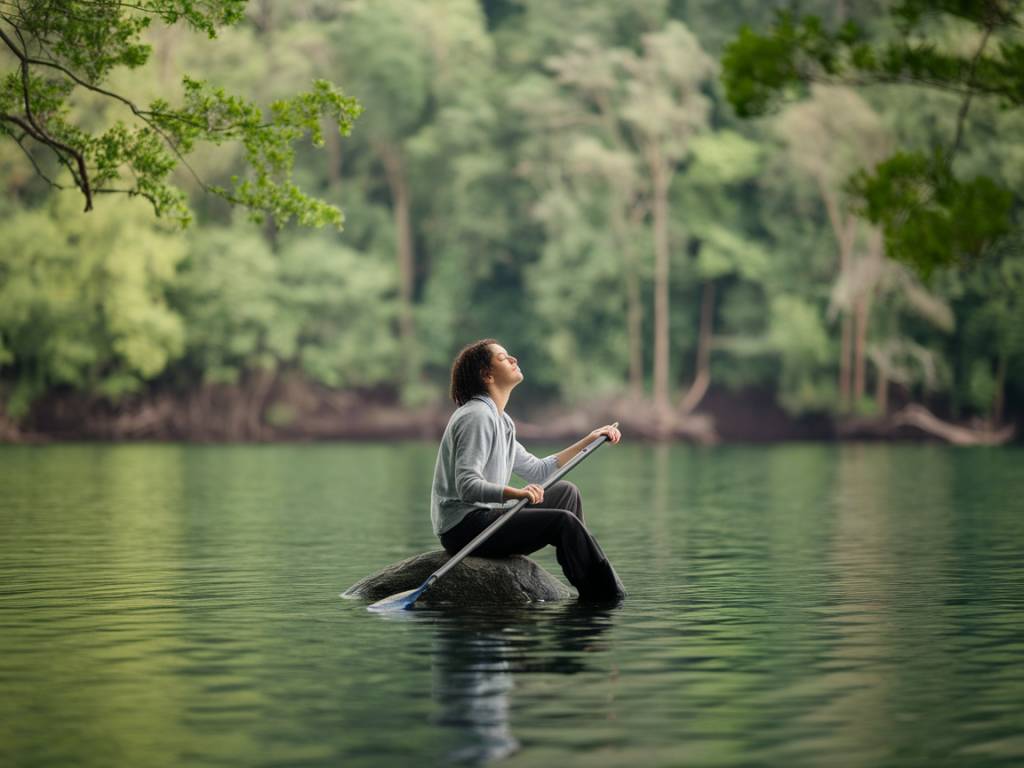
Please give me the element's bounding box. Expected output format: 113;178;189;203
247;368;276;440
678;280;714;416
377;142;417;370
840;313;853;410
821;186;856;412
609;198;644;400
875;364;888;415
853;291;871;405
891;404;1015;446
254;0;274;35
626;261;643;400
325;120;342;186
993;353;1007;427
649;146;671;420
596;95;646;402
262;217;279;251
154;25;181;83
853;230;883;407
229;384;246;441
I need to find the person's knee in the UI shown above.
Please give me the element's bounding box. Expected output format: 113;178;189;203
555;481;582;520
553;508;582;532
550;480;580;501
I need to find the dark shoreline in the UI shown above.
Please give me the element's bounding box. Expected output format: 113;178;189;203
2;381;1016;446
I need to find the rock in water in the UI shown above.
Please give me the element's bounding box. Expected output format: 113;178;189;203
343;550;573;606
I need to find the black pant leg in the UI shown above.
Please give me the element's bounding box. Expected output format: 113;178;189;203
539;481;584;524
441;506;624;600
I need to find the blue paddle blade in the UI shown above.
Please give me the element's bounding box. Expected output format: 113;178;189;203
367;583;428;612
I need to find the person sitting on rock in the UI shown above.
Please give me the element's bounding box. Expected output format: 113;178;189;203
430;338;626;602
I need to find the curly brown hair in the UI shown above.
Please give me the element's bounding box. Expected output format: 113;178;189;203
450;338;498;406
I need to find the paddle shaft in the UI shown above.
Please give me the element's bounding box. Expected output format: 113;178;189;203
424;425;617;588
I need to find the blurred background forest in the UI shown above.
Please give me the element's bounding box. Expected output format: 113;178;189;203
1;0;1021;443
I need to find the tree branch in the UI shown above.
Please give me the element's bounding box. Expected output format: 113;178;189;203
9;128;67;189
805;70;1011;100
2;4;351;226
4;24;267;135
949;24;994;164
1;112;80;188
1;1;233;33
1;23;93;209
2;13;235;209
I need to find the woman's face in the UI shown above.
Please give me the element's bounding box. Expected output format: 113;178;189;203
486;344;524;388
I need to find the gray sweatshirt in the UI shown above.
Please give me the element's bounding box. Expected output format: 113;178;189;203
430;395;559;536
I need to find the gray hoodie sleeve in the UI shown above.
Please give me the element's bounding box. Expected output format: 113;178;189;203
513;441;558;485
452;410;507;504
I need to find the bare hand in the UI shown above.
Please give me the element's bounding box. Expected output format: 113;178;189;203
519;484;544;505
589;423;622;444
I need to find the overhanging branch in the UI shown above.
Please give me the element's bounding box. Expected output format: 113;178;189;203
949;24;995;163
1;23;93;209
7;127;67;189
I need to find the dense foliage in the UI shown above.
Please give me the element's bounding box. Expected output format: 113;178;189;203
1;0;1021;432
721;0;1022;273
0;0;360;226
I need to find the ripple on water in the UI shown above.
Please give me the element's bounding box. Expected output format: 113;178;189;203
1;443;1023;767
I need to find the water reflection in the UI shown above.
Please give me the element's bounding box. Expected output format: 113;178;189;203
432;623;518;764
4;443;1024;768
419;603;618;764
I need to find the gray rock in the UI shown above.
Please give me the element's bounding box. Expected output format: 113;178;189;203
343;550;574;606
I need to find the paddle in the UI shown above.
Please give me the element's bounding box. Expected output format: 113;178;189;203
367;423;618;612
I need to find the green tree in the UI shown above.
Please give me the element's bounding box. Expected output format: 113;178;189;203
512;43;650;401
861;256;955;414
519;20;716;416
947;238;1024;423
174;223;399;425
330;0;499;401
619;22;716;417
721;0;1021;273
0;196;185;417
775;85;891;409
676;130;772;416
401;0;509;393
0;0;360;226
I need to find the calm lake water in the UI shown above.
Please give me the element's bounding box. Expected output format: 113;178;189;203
1;442;1023;767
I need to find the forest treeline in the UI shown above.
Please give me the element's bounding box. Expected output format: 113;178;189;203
1;0;1021;441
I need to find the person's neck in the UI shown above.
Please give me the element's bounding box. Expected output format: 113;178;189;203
485;386;511;415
